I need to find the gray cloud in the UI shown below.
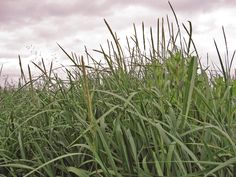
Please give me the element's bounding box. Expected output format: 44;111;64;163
0;0;236;80
0;0;114;28
104;0;225;14
0;0;234;53
0;0;226;28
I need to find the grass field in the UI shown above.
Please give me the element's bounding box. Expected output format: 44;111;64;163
0;9;236;177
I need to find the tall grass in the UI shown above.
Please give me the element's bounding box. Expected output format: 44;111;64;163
0;8;236;177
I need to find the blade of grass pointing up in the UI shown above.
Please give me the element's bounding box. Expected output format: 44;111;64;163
214;40;227;84
168;1;183;54
104;19;124;72
222;26;230;77
18;55;26;84
81;56;94;126
180;56;198;129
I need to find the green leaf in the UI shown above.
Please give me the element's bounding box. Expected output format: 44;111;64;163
67;167;90;177
204;156;236;177
180;56;198;128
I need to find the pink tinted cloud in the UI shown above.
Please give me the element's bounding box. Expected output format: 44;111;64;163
0;0;232;32
0;0;113;27
0;0;235;60
105;0;224;13
0;0;219;26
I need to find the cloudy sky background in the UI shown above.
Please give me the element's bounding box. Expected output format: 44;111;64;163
1;0;236;85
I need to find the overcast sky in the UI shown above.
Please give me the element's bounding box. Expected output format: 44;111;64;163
1;0;236;84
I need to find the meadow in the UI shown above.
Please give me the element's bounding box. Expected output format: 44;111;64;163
0;7;236;177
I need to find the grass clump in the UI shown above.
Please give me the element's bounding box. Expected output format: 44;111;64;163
1;9;236;177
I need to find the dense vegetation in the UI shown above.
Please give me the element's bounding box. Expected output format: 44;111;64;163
0;9;236;177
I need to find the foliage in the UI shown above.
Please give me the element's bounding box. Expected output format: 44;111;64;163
0;8;236;177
